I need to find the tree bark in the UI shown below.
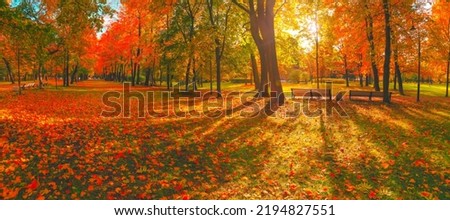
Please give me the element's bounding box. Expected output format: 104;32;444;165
38;63;43;89
215;42;221;94
261;0;285;105
446;51;449;97
394;50;404;95
364;0;380;91
382;0;391;103
166;62;171;90
232;0;286;105
358;54;363;87
344;54;349;87
145;67;151;86
251;53;260;91
131;57;136;86
209;57;213;92
193;56;197;90
2;57;14;84
185;57;191;91
207;1;231;95
314;2;320;89
392;29;404;95
70;62;79;84
64;50;70;87
17;46;22;95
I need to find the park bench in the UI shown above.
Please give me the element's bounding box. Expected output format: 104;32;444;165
291;88;332;100
349;90;392;101
21;83;37;90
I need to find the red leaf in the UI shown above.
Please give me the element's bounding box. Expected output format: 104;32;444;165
28;179;39;190
182;194;190;200
420;191;431;198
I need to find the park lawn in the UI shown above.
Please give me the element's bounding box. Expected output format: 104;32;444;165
281;81;448;98
0;81;449;200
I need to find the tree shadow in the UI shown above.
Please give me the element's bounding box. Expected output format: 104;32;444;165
333;102;450;199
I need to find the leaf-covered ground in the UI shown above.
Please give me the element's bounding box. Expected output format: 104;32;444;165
0;81;449;199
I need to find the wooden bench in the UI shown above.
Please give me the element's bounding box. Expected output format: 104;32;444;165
349;90;392;101
291;88;332;100
21;83;37;90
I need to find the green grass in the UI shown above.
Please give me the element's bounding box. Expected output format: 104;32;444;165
281;81;448;97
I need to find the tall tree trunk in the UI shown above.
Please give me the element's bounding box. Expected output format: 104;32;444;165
417;31;422;102
250;1;269;97
2;57;14;84
251;53;260;91
63;50;69;87
392;29;404;95
233;0;284;105
131;57;136;86
358;54;363;87
393;66;397;90
364;0;380;91
257;44;269;97
38;63;43;89
144;67;151;86
394;51;404;95
185;57;191;91
70;62;78;84
359;74;363;87
262;0;285;105
136;13;142;86
446;18;449;97
136;64;141;85
70;62;79;84
166;62;171;90
215;41;221;94
159;62;163;86
315;2;320;89
17;47;22;95
446;51;449;97
151;58;156;86
207;1;231;95
382;0;391;103
193;56;197;91
209;57;213;92
122;64;126;82
66;51;70;87
344;54;349;87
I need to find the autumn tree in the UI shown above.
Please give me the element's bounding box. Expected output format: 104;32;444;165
232;0;285;106
53;0;109;86
382;0;391;103
206;0;232;95
363;0;381;91
429;1;450;97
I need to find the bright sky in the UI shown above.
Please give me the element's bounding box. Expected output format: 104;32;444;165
98;0;122;38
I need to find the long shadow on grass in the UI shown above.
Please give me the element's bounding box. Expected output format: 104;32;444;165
344;102;449;199
131;104;277;199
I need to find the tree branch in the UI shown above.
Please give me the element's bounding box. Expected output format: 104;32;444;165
231;0;250;14
275;0;287;16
